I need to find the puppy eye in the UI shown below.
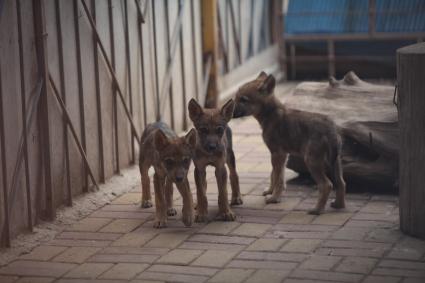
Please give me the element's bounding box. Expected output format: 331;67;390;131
198;127;208;134
216;126;224;135
164;158;174;167
182;157;190;164
240;96;249;103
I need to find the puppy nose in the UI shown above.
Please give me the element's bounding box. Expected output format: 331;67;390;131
207;143;217;151
175;176;184;182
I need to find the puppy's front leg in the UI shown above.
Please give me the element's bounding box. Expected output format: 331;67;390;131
265;151;288;204
194;166;208;222
153;173;167;228
176;178;194;227
165;179;177;216
215;165;235;221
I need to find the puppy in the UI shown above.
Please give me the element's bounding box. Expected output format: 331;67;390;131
188;99;242;222
233;72;346;215
139;121;196;228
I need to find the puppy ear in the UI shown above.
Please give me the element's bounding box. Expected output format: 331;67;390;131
257;71;268;80
220;99;235;122
188;98;203;121
257;74;276;94
154;130;170;151
184;128;197;147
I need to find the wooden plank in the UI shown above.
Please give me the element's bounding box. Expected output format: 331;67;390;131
201;0;219;108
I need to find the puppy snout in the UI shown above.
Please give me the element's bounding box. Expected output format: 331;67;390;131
207;143;217;151
175;175;184;183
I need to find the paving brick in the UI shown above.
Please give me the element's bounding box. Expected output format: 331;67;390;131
363;275;401;283
346;220;396;229
208;268;253;283
246;238;287;251
283;280;337;283
56;232;122;241
112;231;157;247
156;249;203;265
336;257;377;274
99;219;144;233
137;271;208;283
0;275;18;283
280;239;322;253
188;234;255;245
360;202;396;214
316;247;385;258
379;259;425;270
241;195;266;209
227;259;297;270
20;246;67;261
237;251;306;262
112;193;141;205
230;223;271;237
145;233;189;248
289;270;363;282
64;263;112;279
46;239;111;247
88;253;159;264
331;227;370;240
312;212;353;225
387;237;425;260
322;239;390;250
352;212;398;222
199;222;240;235
178;242;244;253
245;269;289;283
15;277;55;283
191;250;238;267
365;228;402;243
279;211;316;224
100;247;169;255
53;247;101;263
273;224;337;232
265;198;302;211
271;231;331;239
66;218;112;232
0;261;77;277
99;263;149;280
90;210;152;220
148;264;218;276
373;268;425;278
299;255;342;270
403;278;425;283
58;280;128;283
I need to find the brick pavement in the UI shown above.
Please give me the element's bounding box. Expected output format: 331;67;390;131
1;99;424;282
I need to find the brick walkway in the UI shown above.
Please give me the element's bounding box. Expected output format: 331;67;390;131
1;97;425;282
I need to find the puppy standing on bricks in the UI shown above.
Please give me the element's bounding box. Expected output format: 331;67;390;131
188;99;242;222
139;121;196;227
233;72;346;215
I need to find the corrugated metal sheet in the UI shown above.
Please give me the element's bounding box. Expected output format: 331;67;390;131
285;0;425;34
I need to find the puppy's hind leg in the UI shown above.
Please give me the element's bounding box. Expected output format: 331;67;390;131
265;152;288;203
227;148;243;205
140;161;153;208
306;161;333;215
330;156;346;209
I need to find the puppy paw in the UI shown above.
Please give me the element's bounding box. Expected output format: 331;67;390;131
265;196;281;204
182;211;193;227
141;200;153;208
231;196;243;206
195;214;209;223
330;201;345;209
153;219;167;228
167;207;178;216
262;190;273;196
216;210;236;221
307;208;323;215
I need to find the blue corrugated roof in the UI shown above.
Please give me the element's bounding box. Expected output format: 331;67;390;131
285;0;425;34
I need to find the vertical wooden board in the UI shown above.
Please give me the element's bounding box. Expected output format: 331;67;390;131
168;0;184;133
45;0;67;207
95;0;115;179
227;0;238;71
192;0;203;105
240;0;251;61
59;0;84;197
20;0;42;223
127;0;143;138
77;0;100;182
142;1;158;126
0;0;27;237
252;0;263;55
112;0;131;168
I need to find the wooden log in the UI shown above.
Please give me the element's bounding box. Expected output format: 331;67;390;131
397;43;425;239
284;71;398;192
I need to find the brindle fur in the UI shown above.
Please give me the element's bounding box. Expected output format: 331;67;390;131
233;72;346;214
139;121;196;228
188;99;242;222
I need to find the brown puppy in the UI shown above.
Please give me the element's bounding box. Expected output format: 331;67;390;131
188;99;242;222
233;72;346;215
139;121;196;228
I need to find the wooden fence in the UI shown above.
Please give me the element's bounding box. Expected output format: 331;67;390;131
0;0;279;247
